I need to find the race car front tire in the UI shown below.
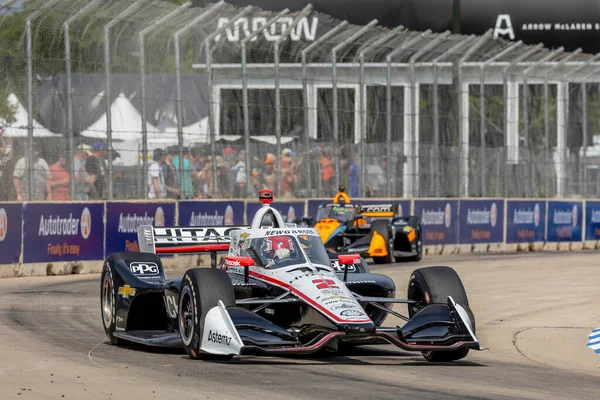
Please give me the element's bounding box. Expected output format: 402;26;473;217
407;266;475;362
100;261;120;345
371;220;393;264
178;268;236;360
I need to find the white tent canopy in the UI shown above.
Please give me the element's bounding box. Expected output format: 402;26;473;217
79;93;161;141
249;135;297;145
1;93;61;138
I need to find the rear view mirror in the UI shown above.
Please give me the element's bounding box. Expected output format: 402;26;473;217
338;254;360;265
224;256;254;267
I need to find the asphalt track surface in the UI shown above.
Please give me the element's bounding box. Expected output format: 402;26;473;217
1;251;600;399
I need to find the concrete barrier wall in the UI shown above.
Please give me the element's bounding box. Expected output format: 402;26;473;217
1;197;598;278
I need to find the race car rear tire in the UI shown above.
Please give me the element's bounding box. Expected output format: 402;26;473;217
178;268;236;360
100;262;120;345
407;266;475;362
371;220;393;264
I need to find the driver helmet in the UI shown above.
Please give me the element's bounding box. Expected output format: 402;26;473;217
262;235;292;261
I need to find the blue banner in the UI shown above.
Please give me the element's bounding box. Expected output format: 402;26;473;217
307;199;330;220
179;201;245;226
585;201;600;241
0;203;23;264
506;200;546;243
246;201;306;224
23;202;104;263
105;202;176;254
547;200;583;242
414;200;459;245
458;199;504;244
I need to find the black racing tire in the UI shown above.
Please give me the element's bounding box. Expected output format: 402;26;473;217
100;261;120;345
371;220;393;264
407;266;475;362
178;268;236;361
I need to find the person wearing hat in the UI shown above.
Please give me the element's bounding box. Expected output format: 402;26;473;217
12;141;50;201
148;148;166;199
73;143;96;201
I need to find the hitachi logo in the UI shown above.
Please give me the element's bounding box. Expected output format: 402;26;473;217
207;330;232;346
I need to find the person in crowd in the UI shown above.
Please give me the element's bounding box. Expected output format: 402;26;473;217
320;147;335;197
12;141;50;201
47;152;70;201
87;141;106;199
148;148;166;199
162;147;180;199
348;153;360;197
365;156;386;197
280;148;295;199
231;149;247;198
73;143;96;201
262;153;276;192
173;150;194;200
215;155;231;198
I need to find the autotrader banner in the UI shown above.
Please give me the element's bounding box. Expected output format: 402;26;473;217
458;199;504;244
413;200;458;245
584;201;600;241
23;202;104;263
506;200;546;243
246;201;306;224
547;200;583;242
0;203;23;264
105;202;176;254
178;201;245;226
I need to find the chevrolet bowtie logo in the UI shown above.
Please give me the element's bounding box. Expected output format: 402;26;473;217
118;285;136;298
240;232;250;239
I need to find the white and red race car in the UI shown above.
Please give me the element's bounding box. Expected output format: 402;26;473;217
100;190;482;362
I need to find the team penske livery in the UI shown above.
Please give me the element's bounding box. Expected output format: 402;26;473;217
100;190;482;362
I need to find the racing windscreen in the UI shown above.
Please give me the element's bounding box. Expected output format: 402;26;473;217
137;225;248;254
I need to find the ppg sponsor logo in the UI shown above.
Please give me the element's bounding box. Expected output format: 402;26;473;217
129;262;159;275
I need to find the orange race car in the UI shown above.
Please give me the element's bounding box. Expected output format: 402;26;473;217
300;189;423;264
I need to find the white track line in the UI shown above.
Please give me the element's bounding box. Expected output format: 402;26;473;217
87;339;105;367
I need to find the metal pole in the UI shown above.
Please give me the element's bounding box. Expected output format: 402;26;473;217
205;6;253;199
582;80;587;196
430;34;477;196
502;43;544;197
357;27;402;197
140;2;191;196
104;0;146;200
301;21;350;197
385;30;431;197
274;5;313;198
174;1;225;198
26;0;61;200
63;0;103;200
522;48;563;197
455;29;491;198
241;9;290;197
409;31;449;198
331;19;378;191
478;40;523;197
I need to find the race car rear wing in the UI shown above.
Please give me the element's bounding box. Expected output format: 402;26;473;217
359;203;399;219
137;225;248;254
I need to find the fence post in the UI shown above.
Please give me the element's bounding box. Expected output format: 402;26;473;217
331;20;378;191
63;0;103;201
301;21;349;197
385;30;431;198
26;0;62;200
204;6;254;199
174;1;226;198
139;2;191;197
356;27;402;197
241;9;290;197
521;48;563;197
103;0;146;200
274;5;313;198
541;48;582;197
502;43;543;197
409;31;449;198
478;40;522;197
455;29;490;198
430;35;477;197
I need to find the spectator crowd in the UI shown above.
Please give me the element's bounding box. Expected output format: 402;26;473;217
0;129;393;202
